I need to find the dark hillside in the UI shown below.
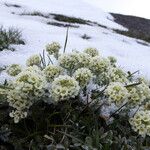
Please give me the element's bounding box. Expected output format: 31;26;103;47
111;13;150;43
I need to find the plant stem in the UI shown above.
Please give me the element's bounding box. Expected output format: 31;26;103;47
125;82;141;88
110;102;128;118
128;70;139;78
47;54;53;64
63;27;69;53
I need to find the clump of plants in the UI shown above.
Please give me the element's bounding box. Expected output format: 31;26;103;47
0;42;150;149
0;26;25;51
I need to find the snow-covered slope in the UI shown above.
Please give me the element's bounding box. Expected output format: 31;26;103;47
1;0;125;29
0;0;150;82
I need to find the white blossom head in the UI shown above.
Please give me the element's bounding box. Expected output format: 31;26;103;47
77;52;91;68
6;64;22;76
109;67;128;83
25;65;42;74
11;66;46;100
46;42;61;58
73;68;93;88
43;65;62;82
0;88;7;95
137;77;150;86
58;52;91;73
6;66;47;123
84;47;99;57
105;82;129;106
7;89;32;110
89;56;110;75
130;110;150;137
128;83;150;106
51;75;80;101
9;110;27;123
143;101;150;111
95;72;110;86
58;52;79;71
7;66;47;123
26;54;41;67
95;67;128;86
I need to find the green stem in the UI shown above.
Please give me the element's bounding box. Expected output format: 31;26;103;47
63;27;69;53
125;82;141;88
110;102;128;118
47;54;53;65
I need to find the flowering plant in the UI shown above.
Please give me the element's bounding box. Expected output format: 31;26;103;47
0;42;150;149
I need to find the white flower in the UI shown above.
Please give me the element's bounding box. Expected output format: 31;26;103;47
7;89;32;110
43;65;62;82
95;72;110;86
130;110;150;137
58;52;79;70
25;65;42;74
6;64;22;76
84;47;99;57
77;53;91;68
73;68;93;88
138;83;150;99
7;66;47;123
46;42;61;58
14;66;46;97
137;77;150;86
51;75;80;101
0;88;7;95
89;56;110;75
109;67;128;83
58;52;91;72
105;82;129;106
9;110;27;123
95;67;128;86
143;101;150;111
26;54;41;67
128;83;150;106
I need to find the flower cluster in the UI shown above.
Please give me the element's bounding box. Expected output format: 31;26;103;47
9;110;27;123
58;52;91;72
109;67;128;83
7;66;46;122
26;54;41;67
105;82;129;106
14;66;46;97
95;72;110;86
77;52;91;68
58;52;79;71
51;75;80;101
137;77;150;85
128;83;150;106
130;110;150;137
43;65;62;82
7;90;32;110
89;56;110;75
2;41;150;140
84;47;99;57
144;101;150;110
6;64;22;76
0;88;7;95
96;67;128;85
138;83;150;99
73;68;93;88
46;42;61;58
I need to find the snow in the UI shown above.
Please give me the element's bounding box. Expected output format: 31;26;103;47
1;0;125;30
0;0;150;82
